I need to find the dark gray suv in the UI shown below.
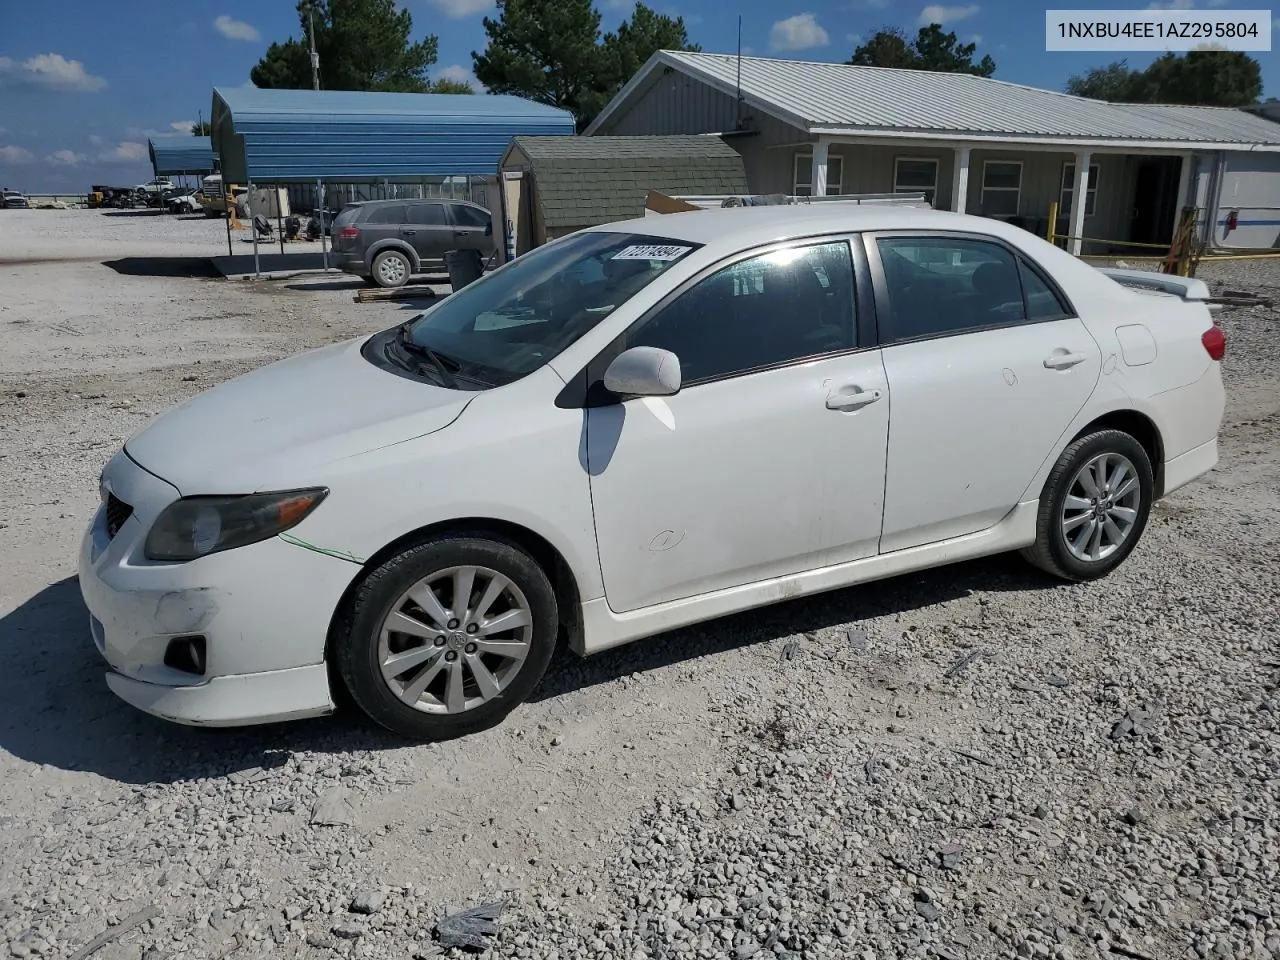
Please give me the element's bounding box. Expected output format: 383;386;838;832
331;198;495;288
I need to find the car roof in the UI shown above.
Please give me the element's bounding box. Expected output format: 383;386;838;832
353;197;481;208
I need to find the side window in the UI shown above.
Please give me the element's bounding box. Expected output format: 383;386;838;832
876;236;1025;341
410;203;448;226
625;241;857;385
452;204;490;228
366;204;407;225
1019;258;1072;321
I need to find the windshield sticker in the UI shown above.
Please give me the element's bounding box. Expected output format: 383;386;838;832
611;244;693;261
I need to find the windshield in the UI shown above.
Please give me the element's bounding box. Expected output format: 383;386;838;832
398;231;701;387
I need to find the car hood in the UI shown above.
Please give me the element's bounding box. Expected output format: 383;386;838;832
124;335;473;495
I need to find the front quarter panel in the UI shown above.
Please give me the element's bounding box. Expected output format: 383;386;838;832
287;366;605;602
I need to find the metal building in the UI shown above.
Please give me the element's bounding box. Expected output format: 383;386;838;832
587;51;1280;251
147;136;217;178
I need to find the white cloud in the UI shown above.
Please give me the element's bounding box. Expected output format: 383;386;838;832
0;145;35;163
918;4;980;25
427;0;494;15
48;149;84;165
170;120;195;133
214;15;260;42
100;141;147;162
967;33;983;44
436;64;483;90
741;45;756;55
88;134;103;146
0;53;106;92
770;13;830;51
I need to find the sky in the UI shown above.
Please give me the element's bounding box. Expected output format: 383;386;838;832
1;0;1276;194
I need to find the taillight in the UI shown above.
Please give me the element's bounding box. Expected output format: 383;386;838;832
338;226;359;239
1202;325;1225;361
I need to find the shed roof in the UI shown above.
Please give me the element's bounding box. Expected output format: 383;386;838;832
505;134;749;230
211;87;575;183
148;136;217;176
587;51;1280;151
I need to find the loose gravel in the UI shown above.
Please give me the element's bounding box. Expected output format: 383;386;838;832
1;213;1277;960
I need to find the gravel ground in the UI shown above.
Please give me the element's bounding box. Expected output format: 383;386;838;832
0;212;1277;960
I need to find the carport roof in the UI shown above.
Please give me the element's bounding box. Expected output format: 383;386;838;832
148;136;217;176
587;51;1280;151
210;87;575;183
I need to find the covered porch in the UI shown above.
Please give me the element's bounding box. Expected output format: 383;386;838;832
786;135;1199;256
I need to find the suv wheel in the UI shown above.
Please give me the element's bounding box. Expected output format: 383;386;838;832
372;250;411;288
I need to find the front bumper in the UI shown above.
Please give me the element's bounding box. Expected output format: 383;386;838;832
78;450;361;727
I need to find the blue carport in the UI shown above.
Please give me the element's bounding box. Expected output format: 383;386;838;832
147;136;217;178
209;87;574;275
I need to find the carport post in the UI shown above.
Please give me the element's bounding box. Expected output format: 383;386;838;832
276;185;285;256
950;146;970;214
224;204;233;257
1069;152;1091;256
249;180;261;278
810;138;829;198
318;179;329;271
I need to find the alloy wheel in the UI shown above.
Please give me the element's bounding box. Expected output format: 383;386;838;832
376;565;533;715
1061;452;1142;563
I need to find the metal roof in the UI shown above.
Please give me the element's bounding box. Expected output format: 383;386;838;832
147;136;217;176
587;51;1280;150
504;135;749;230
210;87;575;183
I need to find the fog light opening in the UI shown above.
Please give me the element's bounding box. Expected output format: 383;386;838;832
163;636;207;676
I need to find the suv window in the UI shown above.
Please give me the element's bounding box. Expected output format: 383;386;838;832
452;204;490;228
623;241;857;385
366;204;408;225
876;236;1026;341
1020;259;1072;321
408;202;447;226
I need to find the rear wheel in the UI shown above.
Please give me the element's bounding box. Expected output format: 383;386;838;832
372;249;411;288
335;535;558;740
1021;429;1153;581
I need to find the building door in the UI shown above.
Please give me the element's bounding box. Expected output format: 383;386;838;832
1130;157;1181;247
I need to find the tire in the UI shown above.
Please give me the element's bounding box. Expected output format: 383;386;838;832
1021;429;1153;582
372;249;411;288
334;534;559;740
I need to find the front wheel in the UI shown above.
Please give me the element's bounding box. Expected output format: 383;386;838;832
1021;428;1153;582
334;535;559;740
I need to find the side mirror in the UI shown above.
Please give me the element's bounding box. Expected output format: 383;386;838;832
603;346;681;398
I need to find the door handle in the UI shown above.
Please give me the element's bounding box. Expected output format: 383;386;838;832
826;387;882;411
1043;351;1088;370
403;229;417;235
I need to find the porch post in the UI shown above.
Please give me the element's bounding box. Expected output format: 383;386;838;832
1069;151;1091;256
951;145;971;213
810;138;829;198
1172;151;1194;223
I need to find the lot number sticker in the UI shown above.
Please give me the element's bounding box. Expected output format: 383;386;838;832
612;244;692;261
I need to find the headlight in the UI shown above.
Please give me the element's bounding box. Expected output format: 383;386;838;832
144;488;328;562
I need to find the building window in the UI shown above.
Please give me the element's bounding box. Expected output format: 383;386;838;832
794;153;844;196
893;157;939;206
981;160;1022;217
1060;162;1099;217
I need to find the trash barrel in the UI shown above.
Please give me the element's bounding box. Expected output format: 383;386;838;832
444;249;484;292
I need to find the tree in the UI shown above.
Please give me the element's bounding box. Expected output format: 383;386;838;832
431;78;475;94
1065;50;1261;106
191;120;212;136
250;0;441;93
473;0;698;130
849;23;995;77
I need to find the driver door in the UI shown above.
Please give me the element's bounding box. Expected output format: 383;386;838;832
583;238;891;613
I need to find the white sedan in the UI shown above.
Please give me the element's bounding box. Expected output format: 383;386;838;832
79;205;1226;740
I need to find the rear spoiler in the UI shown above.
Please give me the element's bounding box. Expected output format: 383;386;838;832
1096;267;1222;311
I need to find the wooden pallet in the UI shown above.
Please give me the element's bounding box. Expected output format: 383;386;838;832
353;285;441;304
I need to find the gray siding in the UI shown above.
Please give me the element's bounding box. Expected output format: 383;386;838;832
1218;152;1280;248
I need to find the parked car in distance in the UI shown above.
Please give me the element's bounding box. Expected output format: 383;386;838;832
80;204;1226;741
2;190;30;209
330;198;495;288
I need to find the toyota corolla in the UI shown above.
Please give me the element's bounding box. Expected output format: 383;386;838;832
79;205;1226;740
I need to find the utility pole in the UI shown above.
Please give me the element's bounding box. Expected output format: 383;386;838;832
308;1;321;90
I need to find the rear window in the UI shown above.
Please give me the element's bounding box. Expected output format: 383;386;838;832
332;206;363;228
366;204;409;225
451;204;491;228
408;203;448;226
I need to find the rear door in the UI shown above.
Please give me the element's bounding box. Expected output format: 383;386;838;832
329;204;365;254
449;203;494;254
403;202;453;261
866;231;1102;552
